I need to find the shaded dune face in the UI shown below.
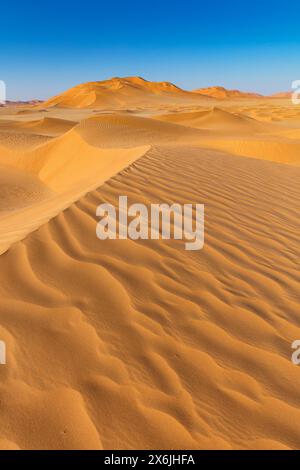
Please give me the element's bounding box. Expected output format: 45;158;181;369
0;83;300;449
0;147;300;449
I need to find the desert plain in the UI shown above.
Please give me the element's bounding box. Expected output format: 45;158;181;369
0;77;300;449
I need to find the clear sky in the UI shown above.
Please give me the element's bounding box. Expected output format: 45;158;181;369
1;0;299;100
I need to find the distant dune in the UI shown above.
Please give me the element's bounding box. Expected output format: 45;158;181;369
42;76;211;109
270;92;292;98
194;86;263;99
37;78;295;109
2;80;292;111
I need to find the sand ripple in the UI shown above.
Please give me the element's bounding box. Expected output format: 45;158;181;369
0;146;299;449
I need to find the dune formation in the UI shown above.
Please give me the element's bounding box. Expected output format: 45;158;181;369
0;77;299;449
193;86;263;100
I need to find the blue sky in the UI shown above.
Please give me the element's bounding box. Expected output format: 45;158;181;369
1;0;299;100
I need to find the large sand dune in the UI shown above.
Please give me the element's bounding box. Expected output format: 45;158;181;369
0;78;300;449
43;77;212;109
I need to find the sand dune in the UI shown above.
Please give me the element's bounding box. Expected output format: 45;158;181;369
0;117;76;138
0;141;148;253
194;86;263;100
270;92;292;99
75;114;207;148
0;117;77;151
0;119;148;190
153;107;274;134
42;77;212;109
0;80;300;449
4;117;77;136
0;131;52;150
0;146;300;449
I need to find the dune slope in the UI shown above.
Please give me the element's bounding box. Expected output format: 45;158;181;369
0;145;300;449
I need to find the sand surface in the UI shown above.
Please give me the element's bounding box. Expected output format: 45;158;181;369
0;78;300;449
